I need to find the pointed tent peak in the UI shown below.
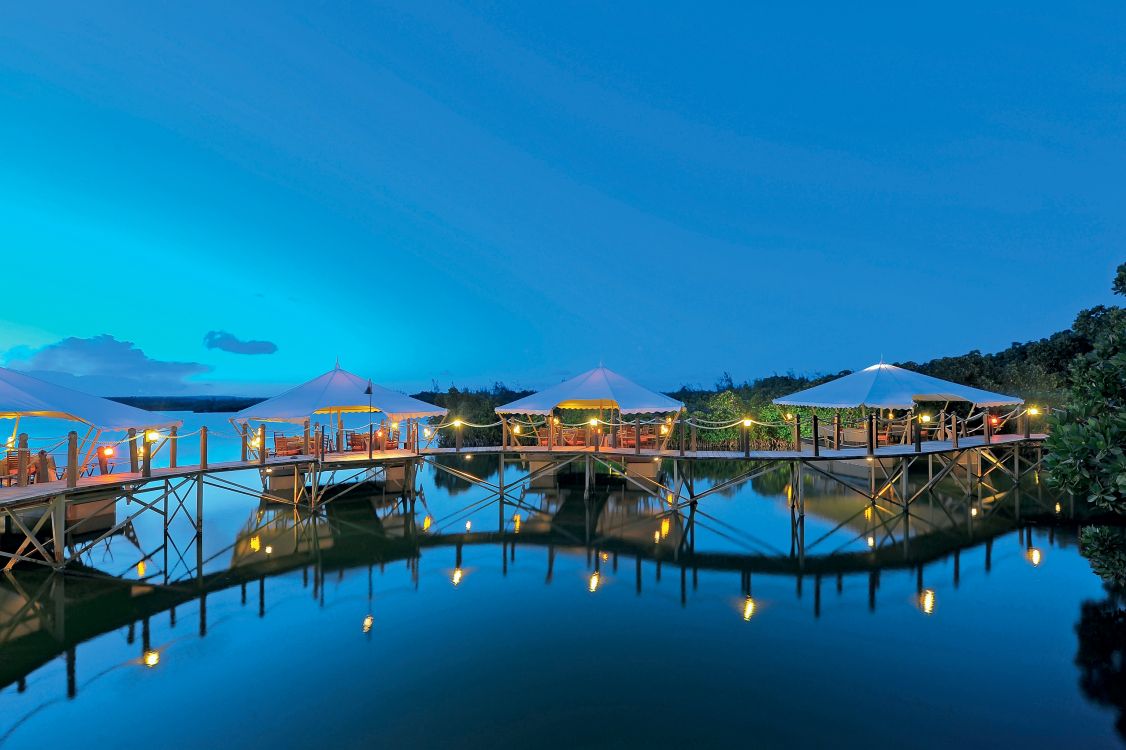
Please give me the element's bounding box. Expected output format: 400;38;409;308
234;365;447;423
334;358;341;370
495;365;683;415
773;362;1023;409
0;366;181;430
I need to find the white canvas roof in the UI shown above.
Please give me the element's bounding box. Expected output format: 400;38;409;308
773;363;1024;409
0;366;181;430
496;366;683;415
234;365;447;423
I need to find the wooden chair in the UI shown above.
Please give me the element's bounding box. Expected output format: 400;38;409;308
618;426;637;449
274;433;304;457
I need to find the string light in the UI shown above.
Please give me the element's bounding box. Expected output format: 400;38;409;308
452;419;462;427
513;425;521;434
102;446;115;457
589;418;599;426
1028;407;1040;416
742;418;752;427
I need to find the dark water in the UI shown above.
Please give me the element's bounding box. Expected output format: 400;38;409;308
0;413;1122;748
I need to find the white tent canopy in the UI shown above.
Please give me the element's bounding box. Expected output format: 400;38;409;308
0;366;180;430
773;363;1023;410
496;366;683;416
233;365;447;424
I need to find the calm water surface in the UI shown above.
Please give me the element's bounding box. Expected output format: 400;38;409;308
0;413;1122;748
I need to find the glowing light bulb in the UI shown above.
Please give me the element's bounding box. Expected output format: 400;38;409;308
971;507;979;517
588;571;600;592
465;520;472;532
1029;407;1040;416
600;552;609;562
136;561;146;577
920;415;931;423
452;567;463;586
250;535;261;552
666;493;674;505
990;417;1000;426
660;518;671;539
264;545;273;555
391;422;399;429
423;515;432;531
867;535;875;548
742;418;752;427
659;425;668;435
513;513;521;533
423;428;432;438
452;419;462;428
553;417;560;425
589;418;598;426
742;596;756;621
1054;502;1061;514
920;589;936;615
785;413;794;421
102;446;115;457
362;614;374;633
143;649;160;668
513;425;521;434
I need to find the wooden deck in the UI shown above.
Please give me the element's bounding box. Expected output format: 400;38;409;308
0;433;1044;510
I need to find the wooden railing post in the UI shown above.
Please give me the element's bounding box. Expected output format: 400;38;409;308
142;432;152;478
811;415;820;457
455;423;463;452
37;450;50;482
866;414;875;457
169;426;178;468
303;420;311;455
691;421;698;454
240;425;248;462
258;424;266;466
16;433;28;486
913;416;922;453
984;413;992;444
635;417;641;455
743;421;750;458
792;415;801;452
199;427;208;470
1023;411;1031;439
833;414;841;450
951;415;959;449
67;431;79;487
128;428;138;473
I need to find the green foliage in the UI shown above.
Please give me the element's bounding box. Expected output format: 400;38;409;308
1046;262;1126;511
1081;526;1126;590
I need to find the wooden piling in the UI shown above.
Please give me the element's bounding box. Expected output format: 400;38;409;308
199;427;208;470
16;433;28;487
169;426;178;468
811;415;820;457
128;428;138;473
258;424;266;466
66;431;78;487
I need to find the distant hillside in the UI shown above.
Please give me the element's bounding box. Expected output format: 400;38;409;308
109;395;266;413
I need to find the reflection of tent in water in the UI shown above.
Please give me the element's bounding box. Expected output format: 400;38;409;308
230;496;414;568
517;486;684;551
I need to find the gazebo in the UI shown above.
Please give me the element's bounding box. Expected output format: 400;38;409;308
495;366;683;449
0;366;180;481
233;364;446;454
773;362;1023;445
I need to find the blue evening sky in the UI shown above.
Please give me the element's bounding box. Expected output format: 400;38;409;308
0;2;1122;395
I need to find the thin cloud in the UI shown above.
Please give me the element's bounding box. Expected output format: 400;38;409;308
5;335;211;395
203;331;278;355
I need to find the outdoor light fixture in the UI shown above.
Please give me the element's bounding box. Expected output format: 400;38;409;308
1054;502;1061;514
264;545;273;555
785;413;794;421
465;520;472;532
920;415;931;423
990;416;1000;426
452;419;462;427
660;518;671;539
866;535;875;548
743;418;752;427
589;418;598;426
102;446;114;457
423;515;432;531
513;425;521;434
145;430;161;442
653;531;661;544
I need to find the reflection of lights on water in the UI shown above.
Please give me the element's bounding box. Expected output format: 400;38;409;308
1027;547;1042;567
136;561;146;577
599;552;609;562
666;493;674;505
143;650;160;668
264;546;273;555
866;536;875;548
742;596;756;621
513;513;521;533
653;531;661;544
423;515;432;531
465;520;472;532
970;507;978;517
588;571;600;592
660;518;671;539
864;506;872;521
452;568;463;586
920;589;936;615
249;535;261;552
1054;502;1061;514
362;615;374;633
